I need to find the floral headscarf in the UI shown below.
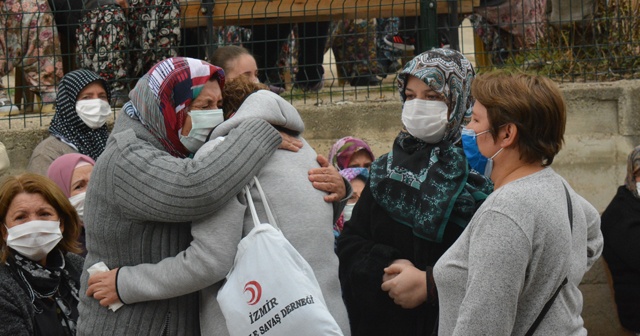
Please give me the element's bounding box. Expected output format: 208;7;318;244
328;136;375;170
625;145;640;198
370;48;492;243
123;57;225;158
49;69;111;160
47;153;95;198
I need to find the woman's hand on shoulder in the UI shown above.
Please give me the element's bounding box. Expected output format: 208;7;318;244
308;155;347;202
86;268;122;307
278;131;303;152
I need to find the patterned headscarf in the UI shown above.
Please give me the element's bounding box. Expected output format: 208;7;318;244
625;145;640;198
328;136;375;170
397;48;476;144
370;48;492;243
47;153;95;198
49;69;111;160
123;57;225;158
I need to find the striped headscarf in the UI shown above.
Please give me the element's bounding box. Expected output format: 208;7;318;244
123;57;225;158
328;136;375;170
370;48;492;243
49;69;111;160
625;145;640;198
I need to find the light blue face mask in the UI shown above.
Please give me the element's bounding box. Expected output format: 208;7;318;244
179;108;224;153
460;127;503;178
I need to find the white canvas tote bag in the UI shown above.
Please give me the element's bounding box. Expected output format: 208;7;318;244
217;177;343;336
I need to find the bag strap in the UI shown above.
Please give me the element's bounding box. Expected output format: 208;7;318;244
244;176;278;229
524;183;573;336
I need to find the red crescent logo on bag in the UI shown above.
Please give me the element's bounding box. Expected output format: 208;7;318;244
244;281;262;305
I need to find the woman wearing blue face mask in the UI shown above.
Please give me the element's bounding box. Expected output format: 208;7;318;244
336;48;493;336
0;173;84;335
434;71;603;335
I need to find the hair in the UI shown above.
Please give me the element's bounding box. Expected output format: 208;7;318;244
471;70;566;166
222;75;269;119
0;173;82;262
210;45;252;74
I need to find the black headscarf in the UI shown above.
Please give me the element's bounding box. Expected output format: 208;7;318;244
49;69;112;160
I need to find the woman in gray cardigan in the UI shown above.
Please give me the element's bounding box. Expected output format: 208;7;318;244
75;57;287;335
84;79;351;335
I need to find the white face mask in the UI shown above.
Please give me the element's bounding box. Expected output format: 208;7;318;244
180;109;224;153
76;99;112;129
636;182;640;193
343;203;356;222
5;220;63;261
401;99;448;143
69;192;86;220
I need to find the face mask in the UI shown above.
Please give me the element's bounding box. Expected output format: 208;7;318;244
76;99;111;129
343;203;355;222
5;220;63;261
461;127;489;174
484;147;504;179
401;99;448;143
636;182;640;193
180;109;224;153
69;192;86;220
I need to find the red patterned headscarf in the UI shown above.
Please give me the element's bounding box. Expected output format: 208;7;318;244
124;57;225;158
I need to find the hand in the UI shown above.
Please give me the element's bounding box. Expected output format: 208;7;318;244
382;259;414;282
380;262;426;309
279;131;303;152
308;155;347;202
86;268;122;307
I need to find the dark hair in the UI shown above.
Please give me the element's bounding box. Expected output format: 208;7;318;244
222;75;269;119
210;46;251;73
0;174;82;262
471;71;566;166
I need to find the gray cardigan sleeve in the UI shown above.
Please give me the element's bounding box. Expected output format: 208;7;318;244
116;194;246;303
111;118;280;223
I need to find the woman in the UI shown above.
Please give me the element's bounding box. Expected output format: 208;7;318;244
334;167;369;241
0;141;9;176
434;71;603;335
47;154;96;257
84;75;351;335
328;136;375;170
0;173;83;335
601;146;640;335
336;48;493;335
27;69;112;175
211;45;286;94
75;57;345;335
0;0;63;115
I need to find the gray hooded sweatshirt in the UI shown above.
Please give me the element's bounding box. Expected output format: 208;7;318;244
115;90;351;335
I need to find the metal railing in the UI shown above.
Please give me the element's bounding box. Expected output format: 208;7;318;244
0;0;637;128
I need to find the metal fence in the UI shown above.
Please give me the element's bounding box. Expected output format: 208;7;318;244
0;0;638;127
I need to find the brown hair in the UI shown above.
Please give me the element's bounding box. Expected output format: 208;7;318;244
471;71;566;166
210;45;251;74
0;173;82;262
222;75;269;119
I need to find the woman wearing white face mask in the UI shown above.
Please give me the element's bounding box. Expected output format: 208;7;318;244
0;173;84;335
47;153;96;257
27;69;113;175
336;48;493;336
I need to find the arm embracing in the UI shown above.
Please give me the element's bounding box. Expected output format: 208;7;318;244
116;196;246;303
114;118;280;222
